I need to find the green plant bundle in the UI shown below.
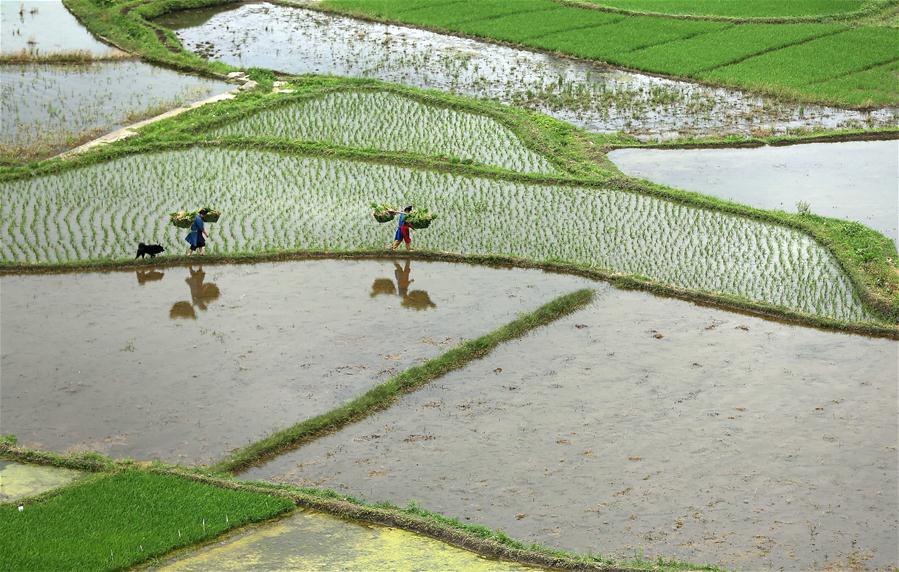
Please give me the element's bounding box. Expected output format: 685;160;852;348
404;208;438;229
371;202;396;223
169;208;221;229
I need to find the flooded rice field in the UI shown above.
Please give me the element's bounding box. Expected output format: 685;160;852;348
0;461;83;502
0;259;590;464
610;140;899;244
0;147;873;321
244;288;899;571
209;90;559;174
0;63;231;155
158;509;535;571
0;0;117;56
158;2;897;141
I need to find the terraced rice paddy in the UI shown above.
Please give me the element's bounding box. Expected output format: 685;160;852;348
0;461;83;502
159;2;898;139
0;63;230;158
0;0;117;56
160;510;535;571
244;289;898;571
0;147;873;321
323;0;899;107
209;91;558;174
0;259;590;464
609;140;899;244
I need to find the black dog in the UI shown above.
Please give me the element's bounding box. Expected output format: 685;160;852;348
136;243;165;259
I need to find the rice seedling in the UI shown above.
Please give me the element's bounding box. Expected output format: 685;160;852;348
209;91;559;174
166;3;897;140
579;0;868;18
0;0;118;57
0;147;874;322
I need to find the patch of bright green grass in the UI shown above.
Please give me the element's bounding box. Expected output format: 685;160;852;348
389;0;556;26
453;7;620;41
812;59;899;106
621;23;845;74
0;470;293;571
701;28;899;89
582;0;867;18
526;15;728;62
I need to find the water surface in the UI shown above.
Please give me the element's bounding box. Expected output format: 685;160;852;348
609;140;899;243
245;288;898;571
0;0;115;55
0;461;83;501
0;259;590;464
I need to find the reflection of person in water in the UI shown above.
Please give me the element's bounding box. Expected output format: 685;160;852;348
135;269;164;285
169;266;220;319
370;261;435;310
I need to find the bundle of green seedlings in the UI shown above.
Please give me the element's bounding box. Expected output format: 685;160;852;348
169;208;221;229
371;203;438;229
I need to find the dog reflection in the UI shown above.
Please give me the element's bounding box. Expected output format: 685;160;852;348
135;269;164;285
370;261;435;310
170;267;221;319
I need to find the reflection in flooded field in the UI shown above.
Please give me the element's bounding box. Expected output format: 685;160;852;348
0;259;590;464
245;288;898;571
370;261;436;311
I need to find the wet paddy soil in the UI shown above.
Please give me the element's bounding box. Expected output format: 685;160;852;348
244;287;898;571
0;461;83;502
0;259;590;465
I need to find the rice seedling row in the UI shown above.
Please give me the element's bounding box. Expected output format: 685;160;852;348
209;91;559;174
580;0;868;18
0;147;873;322
0;62;231;156
164;3;897;140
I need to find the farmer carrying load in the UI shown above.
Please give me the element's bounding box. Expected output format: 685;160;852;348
390;205;414;252
185;208;210;256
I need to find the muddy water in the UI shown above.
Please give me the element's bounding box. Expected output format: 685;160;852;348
157;2;897;140
158;509;537;571
0;259;592;465
245;289;898;571
1;62;231;151
0;461;82;501
609;140;899;244
0;0;116;56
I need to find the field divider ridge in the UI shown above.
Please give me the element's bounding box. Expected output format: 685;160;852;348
210;288;595;474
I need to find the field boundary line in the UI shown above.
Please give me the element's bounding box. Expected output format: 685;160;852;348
393;0;467;17
208;289;595;474
695;27;852;75
617;23;735;56
447;6;568;28
516;17;626;42
802;56;899;87
548;0;899;24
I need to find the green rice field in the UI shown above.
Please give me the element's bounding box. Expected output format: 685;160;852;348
322;0;899;106
0;147;873;321
209;91;559;174
581;0;870;18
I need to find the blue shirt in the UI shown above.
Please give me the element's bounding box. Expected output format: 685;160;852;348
397;213;406;228
191;214;205;233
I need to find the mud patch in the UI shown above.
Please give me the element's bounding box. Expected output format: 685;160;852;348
0;461;83;502
157;509;537;571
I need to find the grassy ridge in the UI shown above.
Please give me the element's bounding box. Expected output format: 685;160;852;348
212;288;595;474
319;0;899;107
0;470;293;571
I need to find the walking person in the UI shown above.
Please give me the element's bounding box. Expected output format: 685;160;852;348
185;208;210;256
389;206;414;252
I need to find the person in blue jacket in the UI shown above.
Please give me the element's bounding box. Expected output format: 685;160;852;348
185;208;210;256
389;205;413;251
